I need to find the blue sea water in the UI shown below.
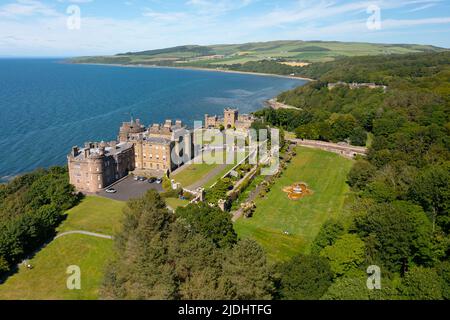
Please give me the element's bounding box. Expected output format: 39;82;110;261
0;59;306;181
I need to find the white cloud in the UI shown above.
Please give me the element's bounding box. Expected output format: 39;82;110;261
0;0;449;56
0;0;60;18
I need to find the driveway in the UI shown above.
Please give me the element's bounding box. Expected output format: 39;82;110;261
97;175;163;201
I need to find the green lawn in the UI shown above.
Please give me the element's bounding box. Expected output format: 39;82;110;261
165;197;190;210
0;235;114;300
0;196;125;300
58;196;126;235
173;162;221;188
172;150;237;189
234;147;353;262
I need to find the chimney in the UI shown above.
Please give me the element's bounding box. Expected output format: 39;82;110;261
84;148;90;158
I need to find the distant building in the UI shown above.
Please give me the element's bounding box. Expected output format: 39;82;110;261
328;82;387;91
205;108;255;131
68;141;135;193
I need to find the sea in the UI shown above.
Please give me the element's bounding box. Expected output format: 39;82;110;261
0;58;307;182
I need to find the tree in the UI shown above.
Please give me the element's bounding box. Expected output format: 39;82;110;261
322;271;398;300
349;127;368;146
347;160;377;191
102;190;273;300
311;219;345;254
408;164;450;233
276;254;333;300
102;190;178;300
0;167;79;277
399;267;443;300
222;239;273;300
320;234;366;277
0;255;9;274
176;203;237;248
329;113;357;142
355;201;434;273
436;261;450;300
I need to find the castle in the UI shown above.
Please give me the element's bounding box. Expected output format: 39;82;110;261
68;118;193;193
68;108;254;193
204;108;254;131
119;118;193;176
67;141;135;193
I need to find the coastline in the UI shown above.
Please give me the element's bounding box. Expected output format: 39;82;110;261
66;61;315;82
2;61;308;181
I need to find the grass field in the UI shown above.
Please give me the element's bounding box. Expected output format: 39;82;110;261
234;147;353;262
173;162;222;188
0;196;125;300
172;150;237;189
58;196;126;235
71;40;443;66
0;235;114;300
165;197;190;210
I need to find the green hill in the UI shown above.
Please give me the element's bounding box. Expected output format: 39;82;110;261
69;40;447;72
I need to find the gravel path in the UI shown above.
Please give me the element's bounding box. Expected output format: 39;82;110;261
55;230;113;240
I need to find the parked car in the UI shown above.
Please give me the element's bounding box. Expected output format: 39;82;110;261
138;176;147;182
105;188;117;194
133;176;139;181
155;178;162;184
148;177;156;183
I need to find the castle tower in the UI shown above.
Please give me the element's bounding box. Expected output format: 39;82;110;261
224;108;238;129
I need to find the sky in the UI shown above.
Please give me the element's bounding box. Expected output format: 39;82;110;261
0;0;449;57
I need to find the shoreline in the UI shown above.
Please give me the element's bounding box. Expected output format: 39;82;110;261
66;61;314;82
2;61;309;181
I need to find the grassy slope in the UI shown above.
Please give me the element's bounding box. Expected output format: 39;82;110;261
58;196;125;235
0;196;125;300
71;40;444;66
234;147;353;262
0;235;113;300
